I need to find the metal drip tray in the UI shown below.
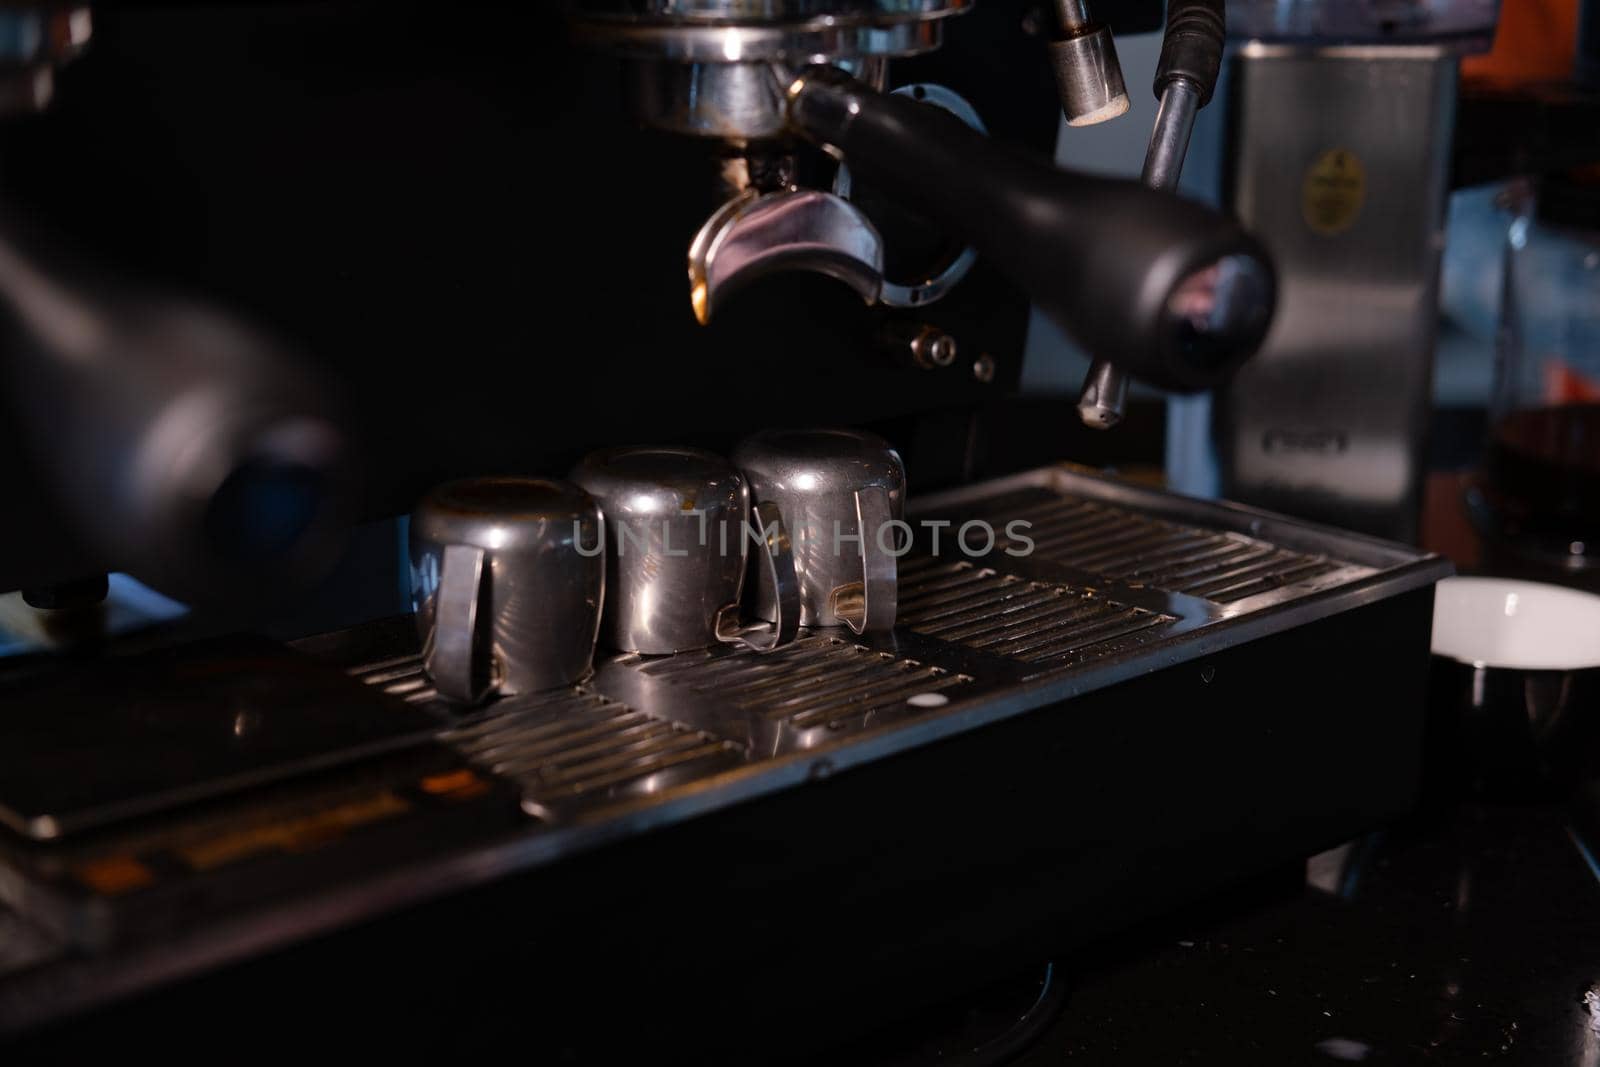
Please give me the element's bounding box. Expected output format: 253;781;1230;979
963;487;1351;603
336;464;1445;830
897;557;1179;668
917;466;1383;607
0;465;1451;1038
0;462;1401;859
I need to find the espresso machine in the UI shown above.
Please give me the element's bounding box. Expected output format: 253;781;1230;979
0;2;1457;1059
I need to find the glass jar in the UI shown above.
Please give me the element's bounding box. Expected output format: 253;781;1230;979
1482;173;1600;573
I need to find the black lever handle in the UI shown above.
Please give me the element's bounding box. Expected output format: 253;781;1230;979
0;211;355;605
786;65;1276;393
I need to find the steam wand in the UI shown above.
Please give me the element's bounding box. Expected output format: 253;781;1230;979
1076;0;1226;429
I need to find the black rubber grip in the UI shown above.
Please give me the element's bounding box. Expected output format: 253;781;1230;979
1154;0;1226;106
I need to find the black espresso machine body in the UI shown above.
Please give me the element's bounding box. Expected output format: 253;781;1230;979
0;1;1450;1059
0;0;1086;596
0;469;1446;1060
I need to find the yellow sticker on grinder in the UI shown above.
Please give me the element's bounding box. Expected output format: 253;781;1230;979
1302;149;1366;236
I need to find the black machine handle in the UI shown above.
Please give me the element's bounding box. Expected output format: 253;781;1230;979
786;65;1275;393
0;211;355;605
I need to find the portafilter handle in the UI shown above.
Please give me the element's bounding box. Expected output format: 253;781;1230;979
0;211;354;607
785;65;1276;393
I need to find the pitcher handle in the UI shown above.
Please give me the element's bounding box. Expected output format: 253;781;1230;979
717;500;801;653
424;543;492;704
833;485;897;635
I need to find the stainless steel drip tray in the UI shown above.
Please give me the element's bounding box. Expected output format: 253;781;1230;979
0;465;1451;1037
342;464;1448;828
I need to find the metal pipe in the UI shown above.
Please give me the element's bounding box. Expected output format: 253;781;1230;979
1045;0;1128;127
1076;78;1205;429
1074;0;1228;430
1053;0;1091;32
1141;78;1202;193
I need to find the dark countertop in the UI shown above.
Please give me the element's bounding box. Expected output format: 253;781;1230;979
1013;801;1600;1065
8;796;1593;1064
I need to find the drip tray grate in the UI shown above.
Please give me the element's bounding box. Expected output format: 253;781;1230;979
349;654;435;704
897;556;1178;667
444;690;743;812
329;465;1439;833
620;636;972;731
962;488;1350;604
347;654;744;813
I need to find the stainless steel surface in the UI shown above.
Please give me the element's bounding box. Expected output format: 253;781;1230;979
1075;359;1128;428
897;555;1179;666
732;500;804;650
1075;77;1200;430
1046;24;1129;127
1226;0;1500;48
1052;0;1090;30
832;82;983;309
428;543;488;703
569;446;799;655
570;0;968;64
409;477;605;702
382;462;1440;758
625;60;789;140
945;479;1367;604
637;57;911;145
688;188;884;325
0;464;1453;1034
733;428;906;632
1141;78;1201;191
1216;49;1458;543
585;20;948;63
572;0;967;16
442;688;746;820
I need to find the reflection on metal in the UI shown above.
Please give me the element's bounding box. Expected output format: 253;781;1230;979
1075;359;1129;429
625;60;790;140
688;189;884;324
1046;21;1128;127
955;486;1356;605
442;689;743;817
337;465;1441;836
1226;0;1500;48
348;465;1438;834
571;2;966;65
627;634;971;731
570;0;969;74
349;652;436;703
1216;49;1458;542
898;557;1177;668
